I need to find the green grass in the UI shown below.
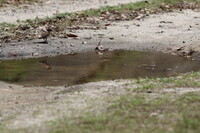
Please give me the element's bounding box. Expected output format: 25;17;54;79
1;71;200;133
45;71;200;133
2;0;200;26
0;22;15;31
134;72;200;92
48;93;200;133
4;0;200;26
0;0;6;5
61;0;200;17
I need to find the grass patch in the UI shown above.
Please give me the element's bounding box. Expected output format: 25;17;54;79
0;22;15;32
2;71;200;133
68;0;200;17
0;123;12;133
0;0;6;5
134;72;200;92
48;92;200;133
45;71;200;133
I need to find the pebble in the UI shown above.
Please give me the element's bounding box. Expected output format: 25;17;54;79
32;53;39;56
70;44;74;47
82;41;87;44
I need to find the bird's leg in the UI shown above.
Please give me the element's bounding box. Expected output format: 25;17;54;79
43;37;48;43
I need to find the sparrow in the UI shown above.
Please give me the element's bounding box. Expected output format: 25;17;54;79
41;29;52;42
95;41;109;52
39;28;52;43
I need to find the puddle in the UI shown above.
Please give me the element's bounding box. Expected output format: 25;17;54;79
0;50;200;86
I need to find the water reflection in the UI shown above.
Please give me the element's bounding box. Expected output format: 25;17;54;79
0;50;200;86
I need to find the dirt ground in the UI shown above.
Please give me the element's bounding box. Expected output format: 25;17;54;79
1;9;200;60
0;0;143;23
0;0;200;131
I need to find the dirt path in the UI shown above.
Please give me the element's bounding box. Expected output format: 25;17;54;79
0;0;143;23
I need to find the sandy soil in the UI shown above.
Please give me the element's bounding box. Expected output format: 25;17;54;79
1;9;200;60
1;79;200;131
0;0;143;23
2;80;137;129
0;1;200;131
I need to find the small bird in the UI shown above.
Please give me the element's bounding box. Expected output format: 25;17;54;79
41;28;52;43
95;41;109;52
39;28;52;43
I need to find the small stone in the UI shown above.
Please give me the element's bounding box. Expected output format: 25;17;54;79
32;53;39;56
147;90;152;93
82;41;87;44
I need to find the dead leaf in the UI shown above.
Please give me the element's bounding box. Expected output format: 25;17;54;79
104;23;111;26
66;33;79;38
75;11;84;15
135;15;144;20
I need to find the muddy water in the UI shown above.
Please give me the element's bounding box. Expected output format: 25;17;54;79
0;50;200;86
